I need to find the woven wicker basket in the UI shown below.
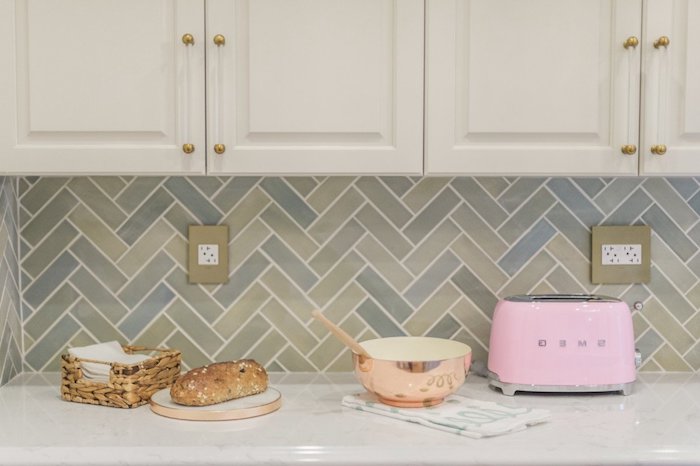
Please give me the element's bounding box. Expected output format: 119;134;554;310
60;345;181;408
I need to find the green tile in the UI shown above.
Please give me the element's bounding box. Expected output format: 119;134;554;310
642;299;695;354
546;266;586;294
165;269;225;324
164;299;224;354
450;234;508;291
454;329;489;366
21;221;78;278
68;205;127;261
544;234;595;294
285;177;318;197
355;205;411;260
164;235;188;270
307;177;355;213
213;284;270;338
259;204;317;260
115;177;164;213
355;236;412;291
217;314;270;361
246;330;287;368
166;331;212;370
68;178;126;229
642;178;697;230
651;235;697;293
309;219;364;275
68;299;124;343
404;219;461;275
449;297;492;346
451;204;507;261
497;188;555;243
116;220;175;276
69;268;128;323
307;283;366;339
685;343;700;371
22;190;78;246
402;178;451;213
261;268;315;322
308;186;365;244
24;284;80;340
117;252;174;308
355;177;411;228
260;300;317;353
70;237;127;292
308;251;364;308
475;177;510;199
500;251;556;299
276;346;317;371
90;176;127;198
20;177;70;214
230;220;271;268
133;314;176;348
653;344;692;371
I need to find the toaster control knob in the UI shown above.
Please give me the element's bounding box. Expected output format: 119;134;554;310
633;301;644;311
635;349;642;369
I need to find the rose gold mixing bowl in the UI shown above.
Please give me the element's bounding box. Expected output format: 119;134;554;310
352;336;472;408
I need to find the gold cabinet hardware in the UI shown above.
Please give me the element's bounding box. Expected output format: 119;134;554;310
213;34;226;46
182;33;195;46
654;36;670;49
214;144;226;154
623;36;639;49
182;143;195;154
621;145;637;155
650;144;667;155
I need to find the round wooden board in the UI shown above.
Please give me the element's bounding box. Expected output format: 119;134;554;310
150;387;282;421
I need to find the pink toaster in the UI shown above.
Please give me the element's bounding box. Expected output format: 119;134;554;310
487;294;640;396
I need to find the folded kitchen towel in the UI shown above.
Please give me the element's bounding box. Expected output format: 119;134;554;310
342;392;550;439
68;341;151;383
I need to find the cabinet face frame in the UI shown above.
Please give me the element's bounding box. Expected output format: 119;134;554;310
205;0;424;175
640;0;700;175
425;0;642;176
0;0;206;175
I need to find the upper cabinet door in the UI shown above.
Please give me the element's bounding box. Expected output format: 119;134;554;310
0;0;205;175
640;0;700;175
206;0;424;175
426;0;642;176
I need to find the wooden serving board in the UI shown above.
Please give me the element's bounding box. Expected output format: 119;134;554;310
149;387;282;421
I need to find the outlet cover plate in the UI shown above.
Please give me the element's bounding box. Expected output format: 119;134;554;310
591;225;651;284
188;225;228;284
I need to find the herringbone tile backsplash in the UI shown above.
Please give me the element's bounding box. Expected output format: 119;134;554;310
15;176;700;373
0;177;21;385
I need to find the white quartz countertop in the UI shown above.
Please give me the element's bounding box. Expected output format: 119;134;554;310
0;372;699;466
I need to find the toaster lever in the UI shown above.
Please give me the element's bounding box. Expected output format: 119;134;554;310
635;349;642;369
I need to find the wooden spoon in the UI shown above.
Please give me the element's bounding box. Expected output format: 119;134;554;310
311;310;372;359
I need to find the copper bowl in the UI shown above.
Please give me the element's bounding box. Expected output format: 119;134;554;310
352;337;472;408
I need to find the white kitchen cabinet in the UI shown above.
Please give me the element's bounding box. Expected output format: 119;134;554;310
0;0;206;175
425;0;643;176
0;0;422;176
206;0;424;175
640;0;700;175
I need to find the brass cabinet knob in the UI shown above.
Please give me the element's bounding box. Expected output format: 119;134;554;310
213;34;226;46
654;36;670;49
621;144;637;155
214;144;226;154
182;143;195;154
182;33;195;46
623;36;639;49
650;144;667;155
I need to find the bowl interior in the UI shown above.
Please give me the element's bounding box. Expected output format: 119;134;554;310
359;336;470;362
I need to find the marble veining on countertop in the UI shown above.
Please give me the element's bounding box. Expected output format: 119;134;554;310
0;372;699;465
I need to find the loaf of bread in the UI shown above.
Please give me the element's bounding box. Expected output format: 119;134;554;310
170;359;268;406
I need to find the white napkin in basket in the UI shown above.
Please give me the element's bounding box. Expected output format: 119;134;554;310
68;341;150;383
342;392;550;439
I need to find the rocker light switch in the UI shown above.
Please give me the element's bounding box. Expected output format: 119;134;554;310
188;225;228;284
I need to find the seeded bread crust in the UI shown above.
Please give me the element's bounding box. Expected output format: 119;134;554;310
170;359;268;406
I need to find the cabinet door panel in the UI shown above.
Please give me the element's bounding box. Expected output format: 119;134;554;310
0;0;205;174
426;0;642;175
641;0;700;175
207;0;423;175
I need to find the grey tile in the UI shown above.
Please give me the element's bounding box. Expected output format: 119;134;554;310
450;234;509;292
260;204;317;260
475;177;510;198
69;299;124;343
545;204;590;258
21;221;78;278
213;177;260;212
667;177;699;200
450;266;498;318
498;219;556;276
379;177;414;197
643;205;697;261
261;268;315;322
19;177;70;214
497;178;547;213
118;283;175;340
355;205;412;260
260;300;317;354
216;314;270;361
24;314;79;371
593;178;643;214
68;205;127;261
309;219;365;275
449;298;492;346
572;178;607;198
450;204;508;261
67;178;126;229
307;187;365;244
403;188;460;244
547;178;603;225
285;177;318;197
308;251;364;308
651;235;697;293
405;251;461;307
426;313;461;339
164;299;224;354
450;178;508;228
165;269;225;324
214;252;270;308
646;267;696;323
605;189;653;224
500;251;556;299
246;330;287;367
22;189;78;246
70;237;127;292
213;283;270;338
24;252;79;309
356;267;413;323
355;177;411;228
166;331;212;370
546;265;586;294
115;177;164;213
261;236;317;291
643;178;698;230
260;178;317;228
188;176;224;197
497;188;555;243
356;299;405;337
164;177;222;225
404;219;461;275
117;188;174;245
635;328;663;364
306;177;355;213
117;252;174;308
403;178;452;213
90;176;126;198
164;202;198;239
116;220;174;276
355;236;413;291
276;346;317;372
24;284;79;340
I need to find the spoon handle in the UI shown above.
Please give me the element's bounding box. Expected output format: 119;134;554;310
311;310;371;358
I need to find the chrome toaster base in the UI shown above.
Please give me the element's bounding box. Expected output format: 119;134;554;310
488;372;634;396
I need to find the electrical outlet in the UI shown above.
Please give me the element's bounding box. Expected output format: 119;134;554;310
591;225;651;284
601;244;642;265
197;244;219;265
188;225;228;284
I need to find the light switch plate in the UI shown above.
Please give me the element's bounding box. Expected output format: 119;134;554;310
188;225;228;284
591;225;651;284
